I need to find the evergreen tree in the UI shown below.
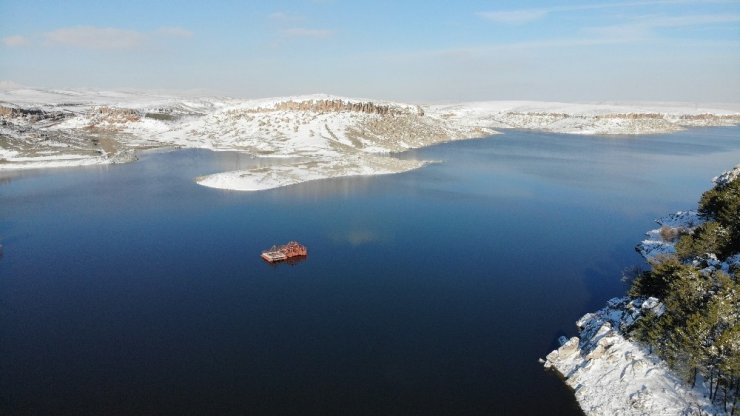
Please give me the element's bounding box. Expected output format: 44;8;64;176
628;173;740;411
675;221;731;260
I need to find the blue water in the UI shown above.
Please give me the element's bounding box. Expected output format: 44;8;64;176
1;127;739;415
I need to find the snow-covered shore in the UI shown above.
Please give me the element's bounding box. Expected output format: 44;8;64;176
2;85;739;191
545;167;740;416
544;298;720;416
636;211;703;260
195;155;427;191
428;100;740;135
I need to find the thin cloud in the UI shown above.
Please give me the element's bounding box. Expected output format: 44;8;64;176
583;13;740;38
45;26;147;49
2;35;30;47
476;10;549;24
269;12;305;22
407;37;641;60
646;13;740;27
477;0;737;24
40;26;193;50
282;27;335;39
373;13;740;63
157;26;193;38
269;10;333;42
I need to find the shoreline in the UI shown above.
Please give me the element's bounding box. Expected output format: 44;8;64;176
194;155;430;192
543;167;740;416
2;87;740;192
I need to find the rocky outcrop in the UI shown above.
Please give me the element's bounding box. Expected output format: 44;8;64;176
674;114;740;127
441;107;740;135
0;105;67;123
502;112;668;121
545;167;740;415
712;164;740;187
90;106;141;124
250;99;422;116
596;113;665;120
636;211;703;260
544;298;718;416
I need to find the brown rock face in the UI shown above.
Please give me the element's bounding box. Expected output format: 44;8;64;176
0;105;66;122
93;106;141;123
677;113;740;122
249;99;420;116
596;113;664;120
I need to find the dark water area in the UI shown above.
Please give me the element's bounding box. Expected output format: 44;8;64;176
1;127;739;415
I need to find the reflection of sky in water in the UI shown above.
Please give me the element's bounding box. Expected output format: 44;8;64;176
329;228;390;246
1;126;740;415
398;127;740;215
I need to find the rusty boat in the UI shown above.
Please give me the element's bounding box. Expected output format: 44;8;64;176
261;241;308;263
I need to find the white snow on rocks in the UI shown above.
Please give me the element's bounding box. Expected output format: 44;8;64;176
712;164;740;188
1;86;739;190
427;101;740;135
636;211;703;261
547;165;740;415
196;155;427;192
0;87;489;188
544;298;720;416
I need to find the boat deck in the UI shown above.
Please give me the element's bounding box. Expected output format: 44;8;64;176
261;251;288;262
261;241;307;263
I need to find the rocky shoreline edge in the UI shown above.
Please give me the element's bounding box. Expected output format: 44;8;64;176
542;167;740;416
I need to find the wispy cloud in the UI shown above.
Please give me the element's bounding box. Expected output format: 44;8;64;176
583;13;740;39
375;12;740;63
643;13;740;27
477;0;737;24
45;26;147;49
281;27;335;39
476;10;549;24
157;26;193;38
2;35;30;47
269;11;305;22
268;11;334;42
3;26;197;50
399;37;642;60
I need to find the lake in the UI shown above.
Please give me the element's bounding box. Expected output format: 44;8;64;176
2;127;739;415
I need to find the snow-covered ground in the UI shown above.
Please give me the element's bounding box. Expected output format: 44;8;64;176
0;86;492;190
196;155;427;191
544;298;720;416
545;167;740;416
636;211;703;260
2;85;739;191
428;101;740;135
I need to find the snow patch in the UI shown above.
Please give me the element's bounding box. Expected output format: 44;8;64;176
636;211;703;261
712;164;740;187
196;156;426;191
2;86;739;191
544;298;720;416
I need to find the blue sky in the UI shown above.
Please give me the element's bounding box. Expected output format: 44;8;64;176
1;0;739;102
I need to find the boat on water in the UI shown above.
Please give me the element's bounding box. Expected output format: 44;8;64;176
261;241;308;263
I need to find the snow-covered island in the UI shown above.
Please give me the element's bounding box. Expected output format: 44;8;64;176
544;166;740;416
2;84;740;191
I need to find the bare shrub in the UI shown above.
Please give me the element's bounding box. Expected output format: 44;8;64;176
659;226;679;242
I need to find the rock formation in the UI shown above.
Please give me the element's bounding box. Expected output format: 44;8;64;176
249;99;421;116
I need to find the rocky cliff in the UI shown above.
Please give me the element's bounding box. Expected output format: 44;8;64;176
249;99;424;116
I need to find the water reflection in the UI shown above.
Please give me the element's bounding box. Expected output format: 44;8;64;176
1;127;740;416
328;228;391;246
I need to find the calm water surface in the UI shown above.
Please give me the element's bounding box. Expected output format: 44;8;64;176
2;128;739;415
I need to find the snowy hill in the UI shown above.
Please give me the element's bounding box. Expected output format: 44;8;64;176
428;101;740;135
1;86;739;191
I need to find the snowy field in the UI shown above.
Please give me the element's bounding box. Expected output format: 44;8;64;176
1;85;739;191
